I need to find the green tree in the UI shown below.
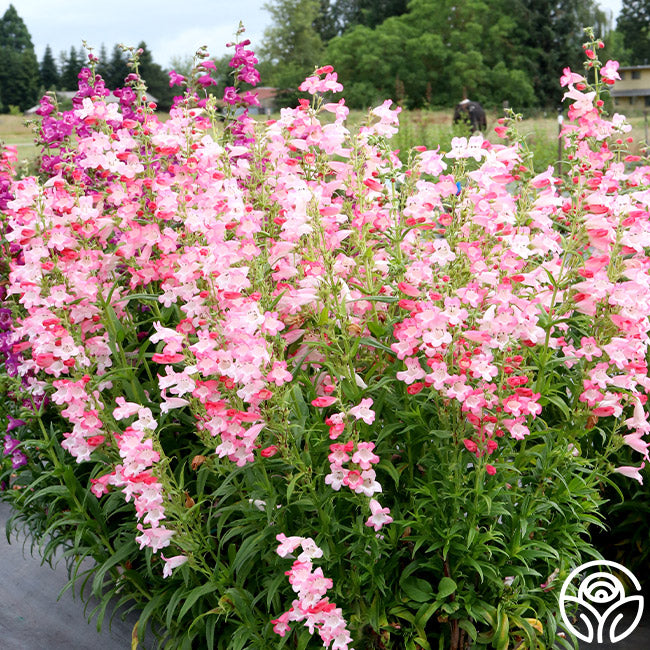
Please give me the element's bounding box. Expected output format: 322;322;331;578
0;4;40;112
326;0;535;109
0;3;33;50
333;0;409;31
313;0;340;41
106;44;129;89
96;43;110;83
260;0;324;104
618;0;650;64
136;41;174;111
59;46;82;90
40;44;59;90
325;0;607;110
510;0;608;107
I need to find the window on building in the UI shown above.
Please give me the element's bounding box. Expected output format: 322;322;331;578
632;70;641;79
645;95;650;107
620;71;626;80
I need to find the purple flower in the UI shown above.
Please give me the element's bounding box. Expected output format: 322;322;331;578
11;450;27;469
197;74;217;88
3;434;20;456
0;307;12;331
237;67;260;86
6;415;26;432
242;91;260;107
4;353;19;377
168;70;185;87
223;87;239;105
36;95;56;117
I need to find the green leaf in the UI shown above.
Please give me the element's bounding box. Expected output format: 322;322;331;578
178;582;218;621
105;303;126;343
286;472;302;502
91;540;137;597
378;459;400;487
401;576;435;603
359;336;395;355
542;393;571;420
437;576;457;599
494;607;510;650
368;320;388;338
415;601;440;628
458;619;478;641
232;532;265;578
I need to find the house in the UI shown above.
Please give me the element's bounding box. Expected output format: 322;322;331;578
252;86;277;115
610;65;650;109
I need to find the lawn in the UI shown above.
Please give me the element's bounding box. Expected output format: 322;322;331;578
2;106;649;176
0;114;39;170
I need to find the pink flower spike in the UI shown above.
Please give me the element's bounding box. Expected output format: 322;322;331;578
352;442;380;469
197;74;217;88
271;611;292;637
623;433;650;459
113;396;142;420
168;70;185;87
614;462;646;484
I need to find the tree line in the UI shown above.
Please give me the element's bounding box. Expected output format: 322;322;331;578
4;0;650;116
259;0;619;110
0;4;175;113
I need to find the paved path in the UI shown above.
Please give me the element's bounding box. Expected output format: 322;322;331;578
0;500;139;649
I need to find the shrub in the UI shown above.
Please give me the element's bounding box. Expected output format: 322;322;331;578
1;28;648;650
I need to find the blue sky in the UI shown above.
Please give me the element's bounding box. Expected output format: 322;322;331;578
1;0;624;69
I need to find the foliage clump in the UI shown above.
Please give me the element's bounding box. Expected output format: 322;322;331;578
1;27;648;650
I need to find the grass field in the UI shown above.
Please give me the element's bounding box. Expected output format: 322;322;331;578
0;114;39;170
1;107;649;177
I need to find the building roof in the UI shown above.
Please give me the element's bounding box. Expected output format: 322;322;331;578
611;88;650;97
25;89;159;115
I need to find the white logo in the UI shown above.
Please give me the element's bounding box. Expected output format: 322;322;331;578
559;560;644;644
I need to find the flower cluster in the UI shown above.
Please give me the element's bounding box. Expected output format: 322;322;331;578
90;399;174;552
273;534;354;650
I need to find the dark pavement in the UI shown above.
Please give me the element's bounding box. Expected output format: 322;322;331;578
576;603;650;650
0;500;139;650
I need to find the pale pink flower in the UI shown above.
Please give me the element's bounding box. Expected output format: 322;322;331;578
600;60;621;83
623;433;650;459
348;398;375;425
352;442;379;470
276;533;303;557
614;462;646;484
161;554;189;578
560;67;585;87
365;499;393;531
